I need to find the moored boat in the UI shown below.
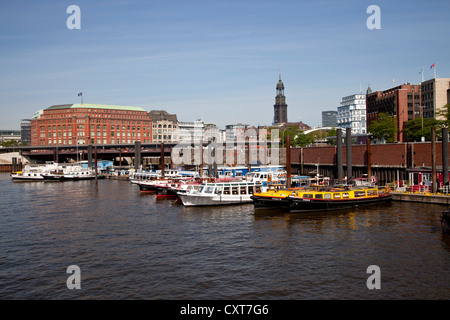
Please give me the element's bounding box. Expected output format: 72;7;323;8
177;181;266;206
288;185;391;213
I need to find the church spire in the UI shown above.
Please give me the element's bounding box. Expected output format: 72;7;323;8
273;73;287;125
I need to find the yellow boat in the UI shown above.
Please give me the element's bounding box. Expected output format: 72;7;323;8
289;185;391;212
251;185;392;212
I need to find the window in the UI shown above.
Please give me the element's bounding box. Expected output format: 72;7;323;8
355;191;366;197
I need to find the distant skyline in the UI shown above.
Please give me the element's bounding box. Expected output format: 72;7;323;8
1;0;449;130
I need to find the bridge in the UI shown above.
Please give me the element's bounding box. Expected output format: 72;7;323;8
303;127;334;135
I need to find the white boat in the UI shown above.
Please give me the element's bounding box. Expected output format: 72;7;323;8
11;163;60;181
245;170;286;186
177;181;266;206
41;163;98;181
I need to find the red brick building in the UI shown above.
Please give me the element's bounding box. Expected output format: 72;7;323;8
31;104;153;146
366;83;422;142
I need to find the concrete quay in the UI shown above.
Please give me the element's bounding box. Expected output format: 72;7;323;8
391;191;450;205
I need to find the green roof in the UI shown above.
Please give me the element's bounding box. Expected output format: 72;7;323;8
46;103;147;112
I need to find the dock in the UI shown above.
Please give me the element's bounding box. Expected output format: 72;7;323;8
391;191;450;205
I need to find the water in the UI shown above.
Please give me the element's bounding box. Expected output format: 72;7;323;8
0;172;449;300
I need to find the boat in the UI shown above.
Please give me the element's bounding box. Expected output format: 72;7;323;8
288;185;392;213
11;162;63;181
41;163;99;181
250;188;294;211
177;181;266;206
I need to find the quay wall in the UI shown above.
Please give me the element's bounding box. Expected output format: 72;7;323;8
289;141;450;184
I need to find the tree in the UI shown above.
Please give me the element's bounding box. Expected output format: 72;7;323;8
280;125;301;147
436;103;450;128
295;132;315;147
403;117;441;142
368;113;397;143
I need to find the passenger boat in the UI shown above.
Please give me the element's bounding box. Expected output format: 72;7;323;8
11;164;49;181
41;164;98;181
250;189;294;211
177;181;266;206
288;185;391;213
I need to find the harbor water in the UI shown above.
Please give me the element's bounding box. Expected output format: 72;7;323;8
0;172;449;300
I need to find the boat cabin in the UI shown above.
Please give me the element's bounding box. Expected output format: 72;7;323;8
196;182;263;196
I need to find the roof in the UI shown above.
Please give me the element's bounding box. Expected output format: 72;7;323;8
148;110;178;122
45;103;147;112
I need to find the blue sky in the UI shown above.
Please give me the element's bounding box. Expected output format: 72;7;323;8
1;0;449;129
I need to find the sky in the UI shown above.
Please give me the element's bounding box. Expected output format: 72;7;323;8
0;0;449;130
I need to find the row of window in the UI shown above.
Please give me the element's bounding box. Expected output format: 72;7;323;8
38;139;152;146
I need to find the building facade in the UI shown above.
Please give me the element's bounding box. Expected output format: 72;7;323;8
337;94;367;135
322;110;337;127
148;110;178;143
225;123;249;142
421;78;450;119
366;83;421;142
273;75;288;125
30;104;153;146
20;119;32;145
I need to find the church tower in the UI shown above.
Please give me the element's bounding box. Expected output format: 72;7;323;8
273;73;287;125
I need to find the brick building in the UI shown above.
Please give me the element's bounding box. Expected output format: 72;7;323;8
366;83;422;142
30;103;153;146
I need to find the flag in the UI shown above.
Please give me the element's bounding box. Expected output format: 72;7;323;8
430;63;436;69
78;92;82;96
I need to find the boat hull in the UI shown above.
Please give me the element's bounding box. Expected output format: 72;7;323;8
11;175;44;181
250;194;291;210
288;194;392;213
42;174;97;181
178;194;253;206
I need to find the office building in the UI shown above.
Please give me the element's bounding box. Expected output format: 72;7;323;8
337;94;367;135
421;78;450;119
322;111;337;127
30;103;153;146
366;83;421;142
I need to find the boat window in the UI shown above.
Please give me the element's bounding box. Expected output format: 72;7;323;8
198;186;204;193
223;187;230;195
303;194;313;199
315;194;323;199
254;186;261;193
240;186;247;195
342;193;349;198
333;193;341;199
205;186;215;194
232;186;238;195
324;193;332;199
355;191;366;197
215;187;223;194
367;189;378;196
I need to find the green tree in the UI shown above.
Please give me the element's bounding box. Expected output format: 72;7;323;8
436;103;450;128
280;125;301;147
368;113;397;143
403;117;441;142
295;132;315;147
